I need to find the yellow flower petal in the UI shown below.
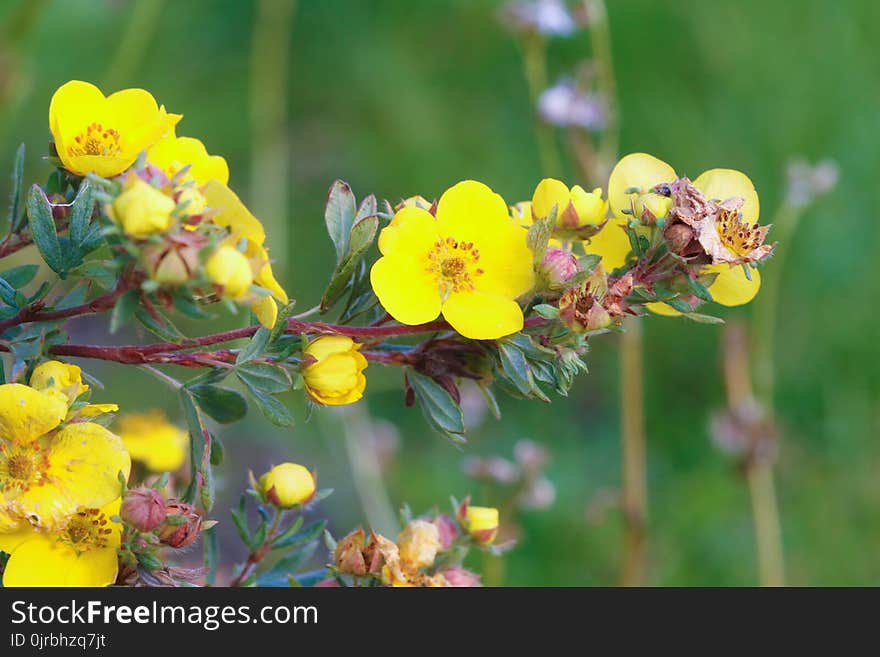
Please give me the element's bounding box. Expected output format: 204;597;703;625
645;302;681;316
0;522;31;552
531;178;570;219
377;206;439;256
202;180;267;244
252;296;278;329
29;361;88;405
78;403;119;418
148;134;229;186
707;263;761;306
303;337;368;406
584;218;631;271
370;255;442;326
434;180;510;244
118;411;188;473
693;168;760;224
441;291;524;340
46;422;130;511
608;152;676;220
0;384;67;443
206;245;253;299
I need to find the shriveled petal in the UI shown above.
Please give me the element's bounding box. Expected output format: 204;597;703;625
584;218;631;271
370;255;442;326
531;178;570;219
694;169;760;224
707;263;761;306
0;384;67;443
47;422;130;510
434;180;511;245
608;153;676;219
202;181;266;244
377;206;439;256
441;291;523;340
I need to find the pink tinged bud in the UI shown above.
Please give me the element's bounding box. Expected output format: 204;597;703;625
442;567;482;587
315;578;341;587
541;247;580;289
121;487;167;532
156;499;202;549
433;514;459;551
559;285;612;333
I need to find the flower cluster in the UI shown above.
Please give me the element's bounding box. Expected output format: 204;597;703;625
331;497;501;587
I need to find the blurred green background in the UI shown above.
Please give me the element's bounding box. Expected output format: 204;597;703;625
1;0;877;585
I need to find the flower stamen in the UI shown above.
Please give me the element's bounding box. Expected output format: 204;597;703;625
0;441;50;493
68;122;122;158
59;507;114;555
427;238;484;299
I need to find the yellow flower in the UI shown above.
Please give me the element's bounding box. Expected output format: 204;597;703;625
0;383;130;529
49;80;180;178
532;178;608;231
111;175;176;238
463;505;499;545
370;180;535;340
607;152;677;222
147;130;229;186
245;241;289;329
206;245;253;299
0;500;122;587
258;463;316;508
397;519;441;569
29;360;88;405
302;336;367;406
117;410;188;473
608;153;762;309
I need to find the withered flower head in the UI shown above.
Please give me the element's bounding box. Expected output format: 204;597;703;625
334;527;368;576
667;177;774;267
559;282;612;333
156;499;203;549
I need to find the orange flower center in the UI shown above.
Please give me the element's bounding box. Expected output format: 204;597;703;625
68;122;122;158
427;237;484;298
0;442;49;493
61;508;114;554
717;208;764;257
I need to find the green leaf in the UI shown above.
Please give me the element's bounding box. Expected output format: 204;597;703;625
526;213;554;266
210;434;224;466
407;370;465;437
134;306;185;342
180;388;212;508
682;312;725;325
497;338;534;396
324;180;357;263
269;301;297;343
271;519;326;550
8;144;25;232
236;327;271;364
189;384;247;424
26;185;65;275
68;179;95;250
236;362;292;393
686;275;714;303
203;526;219;586
1;265;38;289
110;289;139;333
320;214;379;312
249;388;296;427
532;303;559;320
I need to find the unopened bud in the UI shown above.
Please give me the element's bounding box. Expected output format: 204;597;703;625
121;487;167;532
457;497;500;545
663;222;696;256
433;514;458;551
442;567;482;587
157;499;202;548
258;463;316;508
541;247;579;289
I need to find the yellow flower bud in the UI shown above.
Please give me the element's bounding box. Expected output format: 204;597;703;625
111;176;176;238
258;463;316;508
176;185;207;217
29;360;88;405
302;336;368;406
464;506;499;545
397;519;441;570
205;245;253;299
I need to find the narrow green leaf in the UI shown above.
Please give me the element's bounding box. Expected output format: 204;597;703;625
180;388;211;507
324;180;357;263
686;275;714;303
189;384;248;424
110;289;138;333
68;179;95;248
1;265;38;289
26;185;64;275
248;388;296;427
134;306;185;342
683;312;725;325
271;519;326;550
236;361;292;393
236;327;271;364
497;339;534;396
203;526;219;586
407;370;465;436
320;215;379;312
532;303;560;320
8;144;25;231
